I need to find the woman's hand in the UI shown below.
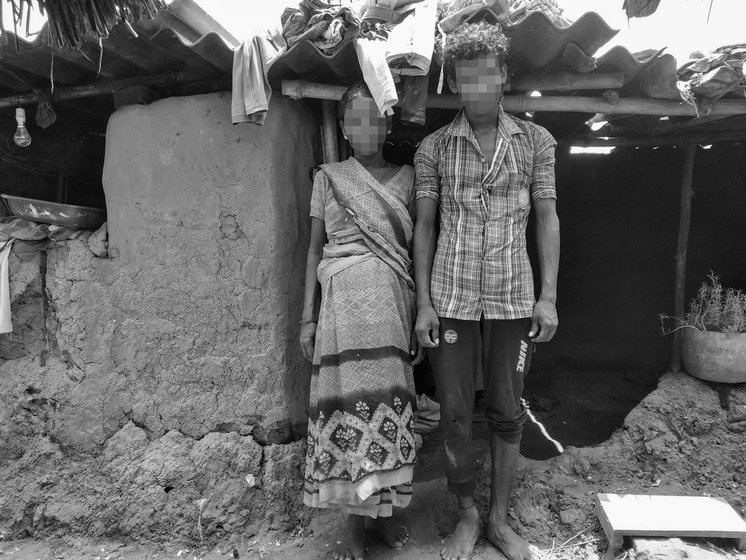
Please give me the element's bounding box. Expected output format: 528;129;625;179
410;329;426;365
300;322;317;362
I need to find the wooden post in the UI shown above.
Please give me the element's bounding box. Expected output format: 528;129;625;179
671;145;697;373
321;100;339;164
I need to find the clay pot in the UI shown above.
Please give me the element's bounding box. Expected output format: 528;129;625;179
682;328;746;384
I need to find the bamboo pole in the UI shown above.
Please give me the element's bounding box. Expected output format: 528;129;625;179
320;99;339;164
671;145;697;373
282;80;746;117
0;71;219;109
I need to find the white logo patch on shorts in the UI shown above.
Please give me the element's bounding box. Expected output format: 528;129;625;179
443;329;458;344
518;188;530;210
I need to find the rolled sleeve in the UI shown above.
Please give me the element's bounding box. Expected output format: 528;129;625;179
414;137;441;202
530;126;557;201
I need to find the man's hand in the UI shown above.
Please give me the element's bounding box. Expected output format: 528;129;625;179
299;322;317;362
529;299;558;343
415;305;440;348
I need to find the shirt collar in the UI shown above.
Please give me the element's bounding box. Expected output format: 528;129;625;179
446;105;524;139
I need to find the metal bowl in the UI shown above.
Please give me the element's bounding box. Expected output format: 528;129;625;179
0;194;106;230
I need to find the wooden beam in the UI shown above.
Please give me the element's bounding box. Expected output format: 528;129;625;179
671;145;696;373
0;71;219;109
511;72;625;92
282;80;746;117
320;100;339;164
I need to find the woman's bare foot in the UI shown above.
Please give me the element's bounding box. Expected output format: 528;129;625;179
441;505;479;560
485;516;538;560
334;514;365;560
374;515;409;549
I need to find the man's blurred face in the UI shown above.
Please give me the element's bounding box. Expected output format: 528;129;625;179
342;97;387;156
455;54;507;113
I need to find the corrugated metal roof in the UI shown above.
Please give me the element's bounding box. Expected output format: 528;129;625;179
0;1;742;143
0;0;233;104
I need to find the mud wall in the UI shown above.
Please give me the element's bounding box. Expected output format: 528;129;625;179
533;143;746;374
0;92;321;540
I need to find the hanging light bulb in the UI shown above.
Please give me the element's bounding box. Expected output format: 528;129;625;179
13;108;32;148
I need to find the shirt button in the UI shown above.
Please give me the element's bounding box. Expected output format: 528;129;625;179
481;157;486;163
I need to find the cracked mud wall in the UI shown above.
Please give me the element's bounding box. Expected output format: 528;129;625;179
0;92;321;540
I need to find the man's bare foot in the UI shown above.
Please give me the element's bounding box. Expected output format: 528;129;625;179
334;514;365;560
374;515;409;549
485;517;538;560
441;505;479;560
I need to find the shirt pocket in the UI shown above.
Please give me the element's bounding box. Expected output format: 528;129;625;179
505;170;533;218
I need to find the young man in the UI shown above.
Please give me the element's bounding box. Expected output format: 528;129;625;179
413;21;560;560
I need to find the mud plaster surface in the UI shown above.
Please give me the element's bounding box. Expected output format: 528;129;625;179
0;92;322;542
2;372;744;559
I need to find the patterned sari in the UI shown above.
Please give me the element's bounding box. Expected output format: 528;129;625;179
303;158;417;518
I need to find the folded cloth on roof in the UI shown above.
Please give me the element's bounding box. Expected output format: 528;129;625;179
438;0;509;32
0;239;13;334
386;0;437;76
355;37;398;116
509;0;570;26
360;0;425;23
282;0;360;54
231;25;287;126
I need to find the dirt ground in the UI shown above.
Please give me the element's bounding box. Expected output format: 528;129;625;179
1;371;745;560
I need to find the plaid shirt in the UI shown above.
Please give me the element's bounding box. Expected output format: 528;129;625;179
414;107;557;320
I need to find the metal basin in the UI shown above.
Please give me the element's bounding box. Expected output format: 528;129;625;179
682;329;746;384
1;194;106;230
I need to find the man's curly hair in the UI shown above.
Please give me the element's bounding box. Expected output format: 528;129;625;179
439;20;510;71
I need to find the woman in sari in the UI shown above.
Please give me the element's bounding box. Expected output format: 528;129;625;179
299;83;423;560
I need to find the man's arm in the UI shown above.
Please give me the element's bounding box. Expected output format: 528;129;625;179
530;198;560;342
413;198;440;347
412;137;441;348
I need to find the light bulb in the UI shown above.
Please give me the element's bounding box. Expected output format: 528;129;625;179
13;108;31;148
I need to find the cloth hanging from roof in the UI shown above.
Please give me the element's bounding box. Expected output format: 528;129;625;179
355;37;398;117
231;26;287;126
0;240;13;334
385;0;437;76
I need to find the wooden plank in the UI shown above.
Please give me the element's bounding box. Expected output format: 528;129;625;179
596;494;746;555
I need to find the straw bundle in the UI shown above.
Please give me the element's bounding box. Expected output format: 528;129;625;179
1;0;167;49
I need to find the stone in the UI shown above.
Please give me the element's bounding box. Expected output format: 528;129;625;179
559;507;585;526
87;222;108;257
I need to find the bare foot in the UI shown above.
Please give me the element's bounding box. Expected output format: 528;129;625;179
485;517;538;560
374;515;409;549
334;514;365;560
441;505;479;560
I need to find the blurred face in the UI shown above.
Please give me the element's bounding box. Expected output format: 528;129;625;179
342;96;387;156
454;54;507;113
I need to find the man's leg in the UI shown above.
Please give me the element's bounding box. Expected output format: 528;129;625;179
429;317;481;560
482;319;537;560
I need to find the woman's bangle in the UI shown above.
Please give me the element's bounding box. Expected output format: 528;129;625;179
299;318;318;326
